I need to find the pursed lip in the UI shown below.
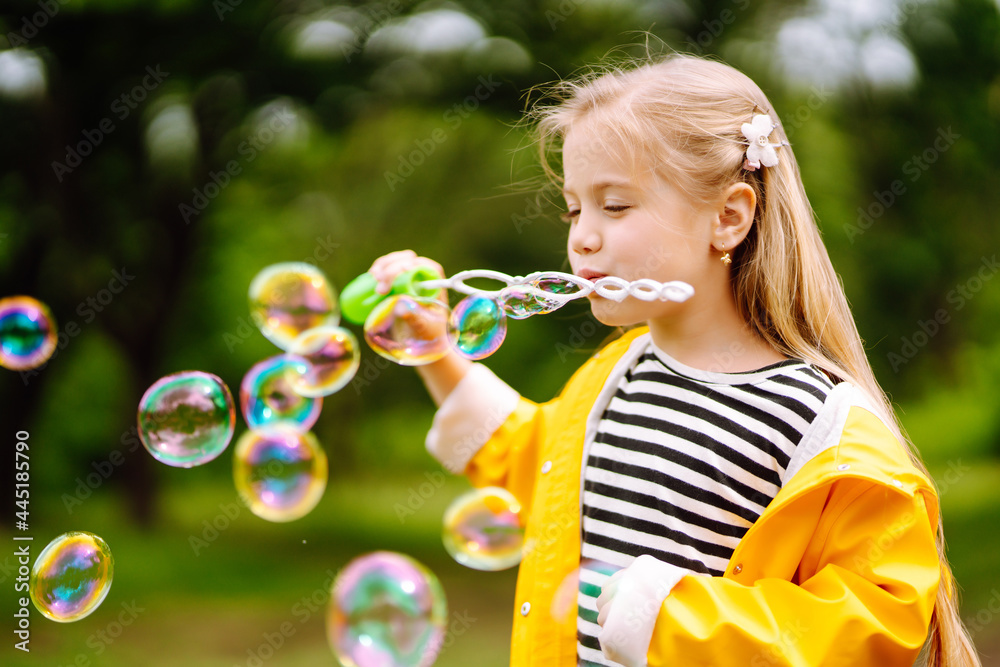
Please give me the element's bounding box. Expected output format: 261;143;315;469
576;269;607;281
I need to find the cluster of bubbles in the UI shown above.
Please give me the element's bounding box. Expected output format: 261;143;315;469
134;262;349;523
29;532;114;623
0;295;58;371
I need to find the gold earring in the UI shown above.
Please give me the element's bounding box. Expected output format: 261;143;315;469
720;245;732;266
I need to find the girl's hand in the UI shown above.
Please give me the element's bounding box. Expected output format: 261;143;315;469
595;554;689;667
368;249;446;298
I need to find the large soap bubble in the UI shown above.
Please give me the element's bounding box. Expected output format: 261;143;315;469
287;325;360;397
0;295;57;371
442;486;524;571
446;295;506;361
30;532;114;622
240;355;322;433
328;551;447;667
233;427;328;522
137;371;236;467
364;295;451;366
248;262;340;350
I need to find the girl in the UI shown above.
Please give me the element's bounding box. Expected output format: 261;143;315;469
368;55;979;666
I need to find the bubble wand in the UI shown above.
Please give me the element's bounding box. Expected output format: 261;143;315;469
340;267;694;364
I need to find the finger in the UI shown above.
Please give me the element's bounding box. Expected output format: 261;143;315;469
373;257;421;293
595;580;617;616
597;599;610;627
370;249;416;278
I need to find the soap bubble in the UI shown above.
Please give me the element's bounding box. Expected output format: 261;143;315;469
30;532;113;623
248;263;340;350
530;275;583;295
550;559;621;624
137;371;236;467
364;295;450;366
0;295;57;371
446;295;506;361
328;551;447;667
497;285;562;319
240;355;322;433
442;487;524;571
287;325;360;397
233;427;328;522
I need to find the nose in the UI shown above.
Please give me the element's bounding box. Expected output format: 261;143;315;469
568;211;601;256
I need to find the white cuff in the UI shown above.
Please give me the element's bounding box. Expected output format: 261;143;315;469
424;363;520;473
597;555;688;667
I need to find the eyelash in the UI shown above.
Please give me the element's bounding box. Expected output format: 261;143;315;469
559;204;631;223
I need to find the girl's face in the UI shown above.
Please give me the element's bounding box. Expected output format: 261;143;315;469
561;118;719;327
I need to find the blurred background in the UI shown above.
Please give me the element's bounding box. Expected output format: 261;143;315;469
1;0;999;665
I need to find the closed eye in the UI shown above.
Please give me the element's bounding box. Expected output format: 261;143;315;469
560;208;580;223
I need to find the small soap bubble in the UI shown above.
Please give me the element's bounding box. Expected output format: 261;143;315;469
30;532;114;623
248;263;340;350
497;285;562;319
0;295;57;371
288;325;360;397
442;487;524;571
364;295;451;366
328;551;447;667
137;371;236;467
531;275;582;296
240;355;322;433
233;428;328;522
550;559;621;624
446;295;506;360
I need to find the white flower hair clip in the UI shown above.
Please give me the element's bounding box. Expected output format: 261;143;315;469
741;113;782;171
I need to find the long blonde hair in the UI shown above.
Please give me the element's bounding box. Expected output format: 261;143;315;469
530;54;979;667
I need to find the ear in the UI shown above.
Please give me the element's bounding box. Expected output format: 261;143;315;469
711;182;756;252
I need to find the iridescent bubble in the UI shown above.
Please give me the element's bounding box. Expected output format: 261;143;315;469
364;295;450;366
446;295;506;361
240;355;322;433
0;295;57;371
233;427;328;522
137;371;236;467
248;263;340;350
550;559;621;624
328;551;447;667
531;275;583;296
30;532;113;623
442;486;524;571
497;285;562;320
288;326;360;397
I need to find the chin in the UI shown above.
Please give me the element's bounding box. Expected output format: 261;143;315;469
588;298;648;328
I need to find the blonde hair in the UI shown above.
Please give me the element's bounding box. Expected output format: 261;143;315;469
530;53;979;667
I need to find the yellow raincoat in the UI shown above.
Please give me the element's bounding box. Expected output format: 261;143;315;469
427;327;940;666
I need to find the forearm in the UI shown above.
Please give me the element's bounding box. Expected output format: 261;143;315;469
416;350;474;406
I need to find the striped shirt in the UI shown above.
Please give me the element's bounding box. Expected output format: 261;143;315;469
577;342;836;666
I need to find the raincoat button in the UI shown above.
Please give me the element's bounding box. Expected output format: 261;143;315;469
541;461;552;474
521;602;531;616
733;564;743;575
837;463;850;471
892;479;903;488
